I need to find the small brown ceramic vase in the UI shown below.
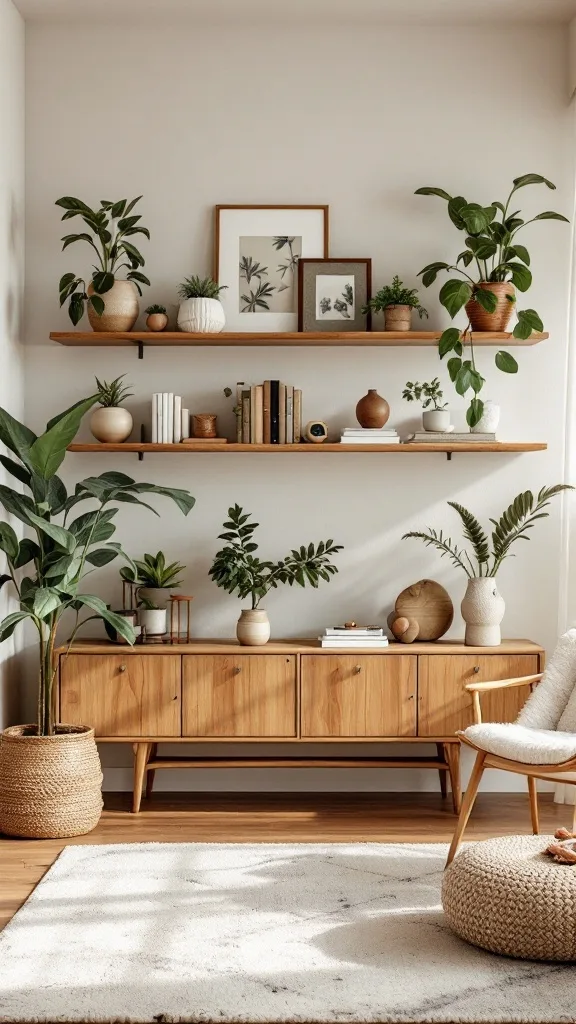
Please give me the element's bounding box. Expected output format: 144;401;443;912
355;389;390;428
193;413;218;438
146;313;168;332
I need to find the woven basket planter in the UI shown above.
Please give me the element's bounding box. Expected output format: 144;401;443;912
384;305;412;331
466;282;515;332
0;725;103;839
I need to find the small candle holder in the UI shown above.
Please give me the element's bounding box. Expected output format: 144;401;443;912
168;595;194;643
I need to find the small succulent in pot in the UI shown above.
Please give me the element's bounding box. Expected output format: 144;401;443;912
56;195;150;331
145;303;168;332
362;276;428;331
121;550;186;611
402;378;450;432
90;374;134;444
177;275;228;333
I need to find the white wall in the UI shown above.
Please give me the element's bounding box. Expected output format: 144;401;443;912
24;21;574;790
0;0;25;728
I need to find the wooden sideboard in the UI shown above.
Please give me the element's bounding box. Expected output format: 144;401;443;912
56;638;544;813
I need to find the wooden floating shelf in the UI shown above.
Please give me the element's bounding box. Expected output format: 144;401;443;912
51;330;548;349
67;442;547;455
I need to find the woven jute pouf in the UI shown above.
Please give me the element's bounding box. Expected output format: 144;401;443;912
442;835;576;961
0;724;103;839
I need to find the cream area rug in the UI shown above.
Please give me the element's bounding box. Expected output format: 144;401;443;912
0;842;574;1023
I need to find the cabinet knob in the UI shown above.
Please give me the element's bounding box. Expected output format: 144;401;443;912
473;666;480;674
119;664;127;673
233;666;242;674
353;665;362;674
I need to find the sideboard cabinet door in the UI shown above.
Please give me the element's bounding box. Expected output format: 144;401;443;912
59;654;181;737
418;654;540;736
301;655;417;737
182;655;297;737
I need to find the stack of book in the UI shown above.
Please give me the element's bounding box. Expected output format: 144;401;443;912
151;393;189;443
404;431;496;444
235;381;302;444
319;626;389;649
340;427;400;445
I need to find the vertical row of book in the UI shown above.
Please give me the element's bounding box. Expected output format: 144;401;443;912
236;381;302;444
151;394;190;443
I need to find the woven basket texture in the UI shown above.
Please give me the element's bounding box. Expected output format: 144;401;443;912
442;834;576;961
0;724;103;839
466;282;515;332
384;305;412;331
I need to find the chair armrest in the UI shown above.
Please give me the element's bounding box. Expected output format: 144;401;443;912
466;673;542;693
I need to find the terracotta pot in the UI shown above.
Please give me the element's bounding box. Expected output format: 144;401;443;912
90;406;133;443
355;389;390;428
87;280;139;332
466;283;515;332
422;409;451;432
192;414;217;438
237;609;270;646
385;305;412;331
461;578;505;647
0;725;103;839
146;312;168;332
471;400;500;434
177;298;226;333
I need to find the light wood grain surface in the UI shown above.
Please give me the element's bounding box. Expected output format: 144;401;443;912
182;654;296;737
66;441;548;454
300;655;416;737
57;639;544;656
50;330;548;347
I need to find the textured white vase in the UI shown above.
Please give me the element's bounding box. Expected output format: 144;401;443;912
87;280;139;332
236;609;270;646
461;578;505;647
89;407;133;443
138;607;167;637
177;298;225;333
471;400;500;434
422;409;451;432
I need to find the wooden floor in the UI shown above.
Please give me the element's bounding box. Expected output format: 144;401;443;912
0;791;571;931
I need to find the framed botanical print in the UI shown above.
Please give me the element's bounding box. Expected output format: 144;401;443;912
298;258;372;332
214;205;329;331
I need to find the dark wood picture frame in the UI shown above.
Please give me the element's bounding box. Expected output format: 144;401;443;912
298;258;372;332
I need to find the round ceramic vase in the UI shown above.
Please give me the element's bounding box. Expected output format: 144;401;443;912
177;298;225;333
471;400;500;434
87;280;139;332
355;389;390;428
90;406;133;443
236;609;271;646
461;578;505;647
422;409;451;432
146;313;168;332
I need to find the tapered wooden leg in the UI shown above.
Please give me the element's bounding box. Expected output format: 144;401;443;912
444;742;462;815
446;751;486;867
528;775;539;834
436;744;447;799
146;743;158;799
132;743;151;814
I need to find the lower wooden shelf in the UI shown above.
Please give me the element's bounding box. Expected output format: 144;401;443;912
67;441;547;456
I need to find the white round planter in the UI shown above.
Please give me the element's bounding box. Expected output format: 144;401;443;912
177;298;225;334
138;607;167;637
137;587;171;610
471;400;500;434
87;280;139;332
236;609;270;646
422;409;451;432
461;578;505;647
90;407;133;443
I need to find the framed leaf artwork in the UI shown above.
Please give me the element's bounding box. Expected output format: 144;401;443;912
298;258;372;332
214;205;329;331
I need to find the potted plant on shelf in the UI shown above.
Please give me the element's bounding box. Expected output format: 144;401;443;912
209;505;343;645
0;398;195;838
121;552;185;638
402;484;571;647
56;195;150;331
90;374;134;444
415;174;569;428
402;378;450;432
362;275;428;331
177;275;228;333
145;304;168;332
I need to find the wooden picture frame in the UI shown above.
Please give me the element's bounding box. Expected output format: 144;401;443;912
298;258;372;333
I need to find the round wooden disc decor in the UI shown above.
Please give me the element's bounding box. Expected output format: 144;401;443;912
394;579;454;642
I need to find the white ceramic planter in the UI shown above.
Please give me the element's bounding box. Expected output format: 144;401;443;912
177;297;225;334
89;407;133;443
138;607;167;637
138;587;171;610
422;409;451;432
236;609;270;646
461;578;505;647
471;400;500;434
87;280;139;332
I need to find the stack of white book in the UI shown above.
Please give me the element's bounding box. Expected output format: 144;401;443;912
319;626;389;649
340;427;400;445
151;394;190;443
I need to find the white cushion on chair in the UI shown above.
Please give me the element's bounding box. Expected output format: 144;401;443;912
516;628;576;730
463;722;576;764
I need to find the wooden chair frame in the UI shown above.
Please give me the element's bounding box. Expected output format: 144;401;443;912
446;672;576;865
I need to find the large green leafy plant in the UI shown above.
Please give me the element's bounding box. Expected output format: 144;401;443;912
402;485;571;578
209;505;343;609
0;398;194;735
416;174;569;426
56;196;150;325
